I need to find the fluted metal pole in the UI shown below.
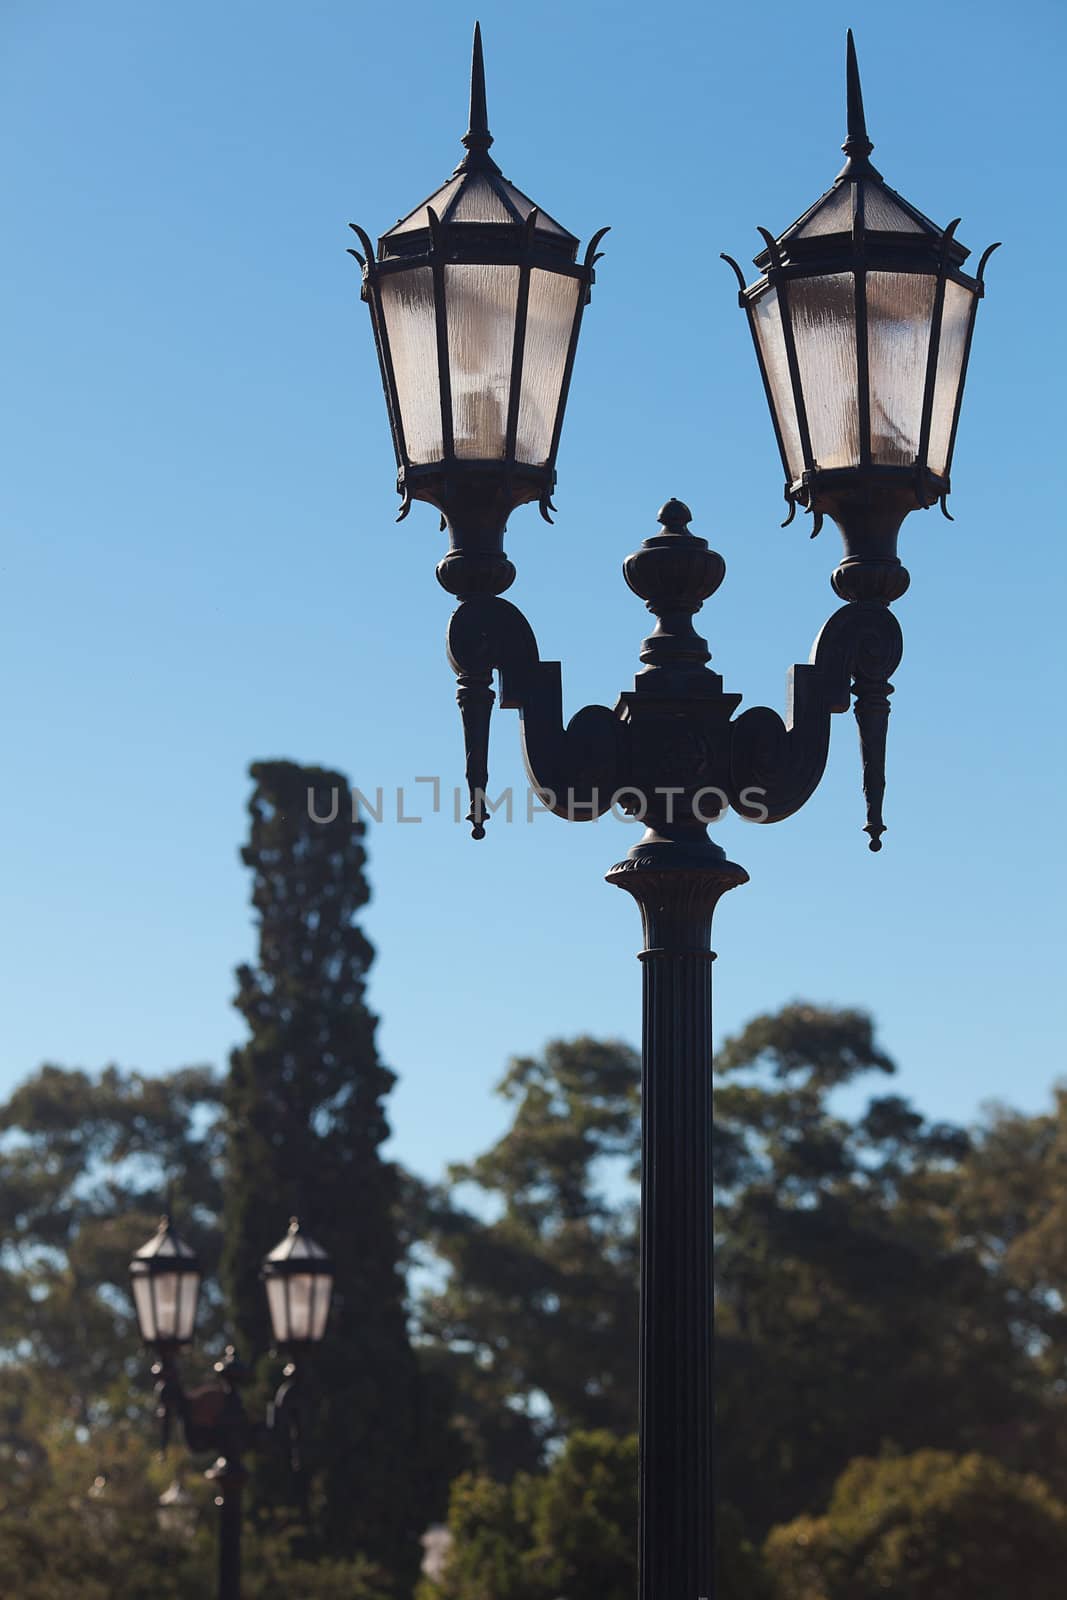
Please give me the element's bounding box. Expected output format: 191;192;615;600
609;826;746;1600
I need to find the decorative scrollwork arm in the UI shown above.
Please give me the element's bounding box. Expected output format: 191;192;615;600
729;602;903;848
446;596;627;837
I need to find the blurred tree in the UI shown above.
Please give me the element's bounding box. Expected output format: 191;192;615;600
223;759;432;1589
418;1037;641;1477
419;1430;638;1600
0;1060;225;1430
764;1449;1067;1600
417;1431;771;1600
714;1005;1042;1535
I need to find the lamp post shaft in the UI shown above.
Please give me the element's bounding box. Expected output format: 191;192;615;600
211;1455;246;1600
609;830;747;1599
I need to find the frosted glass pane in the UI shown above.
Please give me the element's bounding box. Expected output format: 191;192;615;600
498;180;571;236
311;1277;333;1341
927;279;974;476
154;1274;179;1341
177;1273;199;1342
790;274;860;470
266;1279;288;1343
752;288;804;481
863;187;924;233
449;176;515;223
287;1277;314;1342
379;269;443;464
445;264;519;459
797;186;854;237
516;269;579;466
132;1276;156;1342
866;272;935;464
390;177;463;235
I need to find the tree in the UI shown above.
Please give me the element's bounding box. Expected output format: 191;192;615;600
421;1431;638;1600
419;1430;771;1600
0;1060;225;1433
764;1450;1067;1600
223;759;428;1588
712;1004;1041;1535
418;1037;641;1477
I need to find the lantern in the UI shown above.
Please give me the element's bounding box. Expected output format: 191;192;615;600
350;24;607;598
129;1216;202;1349
724;31;998;592
261;1219;334;1347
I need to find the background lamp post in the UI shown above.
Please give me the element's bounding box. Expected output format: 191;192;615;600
129;1216;334;1600
351;27;995;1600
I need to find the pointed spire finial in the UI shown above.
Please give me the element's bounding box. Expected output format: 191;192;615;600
842;30;873;159
459;22;496;169
837;29;879;179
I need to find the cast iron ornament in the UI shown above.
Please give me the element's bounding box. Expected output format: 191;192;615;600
447;498;902;851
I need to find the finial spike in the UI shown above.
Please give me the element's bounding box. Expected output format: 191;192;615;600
457;21;495;168
845;30;869;148
837;29;877;178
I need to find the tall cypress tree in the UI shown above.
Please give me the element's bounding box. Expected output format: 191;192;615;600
223;759;423;1590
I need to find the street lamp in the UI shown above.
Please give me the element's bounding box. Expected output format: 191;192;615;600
129;1216;334;1600
350;27;995;1600
129;1214;202;1350
350;20;607;618
722;29;999;595
262;1217;335;1348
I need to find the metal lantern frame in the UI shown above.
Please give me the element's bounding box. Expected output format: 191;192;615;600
260;1218;335;1349
129;1215;202;1350
723;31;999;539
349;24;607;567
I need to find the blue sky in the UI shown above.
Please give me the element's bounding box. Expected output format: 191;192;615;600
2;0;1064;1181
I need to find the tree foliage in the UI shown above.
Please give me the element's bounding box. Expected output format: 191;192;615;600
418;1037;640;1478
765;1450;1067;1600
223;760;431;1587
6;770;1067;1600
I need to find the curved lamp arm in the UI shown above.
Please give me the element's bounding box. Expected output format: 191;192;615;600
729;602;903;849
446;596;628;836
441;501;906;852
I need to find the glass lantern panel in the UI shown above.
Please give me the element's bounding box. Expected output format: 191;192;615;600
448;175;517;224
132;1275;157;1343
285;1276;314;1342
515;268;580;466
153;1272;181;1341
389;177;464;235
310;1276;333;1342
927;278;975;476
797;186;854;238
445;264;520;459
176;1271;200;1343
752;288;804;482
379;268;444;463
862;186;925;233
497;181;572;237
266;1278;289;1345
790;273;861;470
866;271;936;464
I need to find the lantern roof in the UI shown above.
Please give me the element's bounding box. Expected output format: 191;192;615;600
132;1215;199;1266
380;23;577;253
264;1217;331;1267
753;31;970;274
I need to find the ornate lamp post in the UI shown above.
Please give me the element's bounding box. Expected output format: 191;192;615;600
350;27;996;1599
130;1216;334;1600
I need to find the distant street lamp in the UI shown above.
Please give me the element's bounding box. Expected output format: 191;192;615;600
350;26;995;1599
130;1216;334;1600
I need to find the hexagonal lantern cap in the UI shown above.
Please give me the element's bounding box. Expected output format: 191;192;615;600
753;29;970;273
381;23;577;252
